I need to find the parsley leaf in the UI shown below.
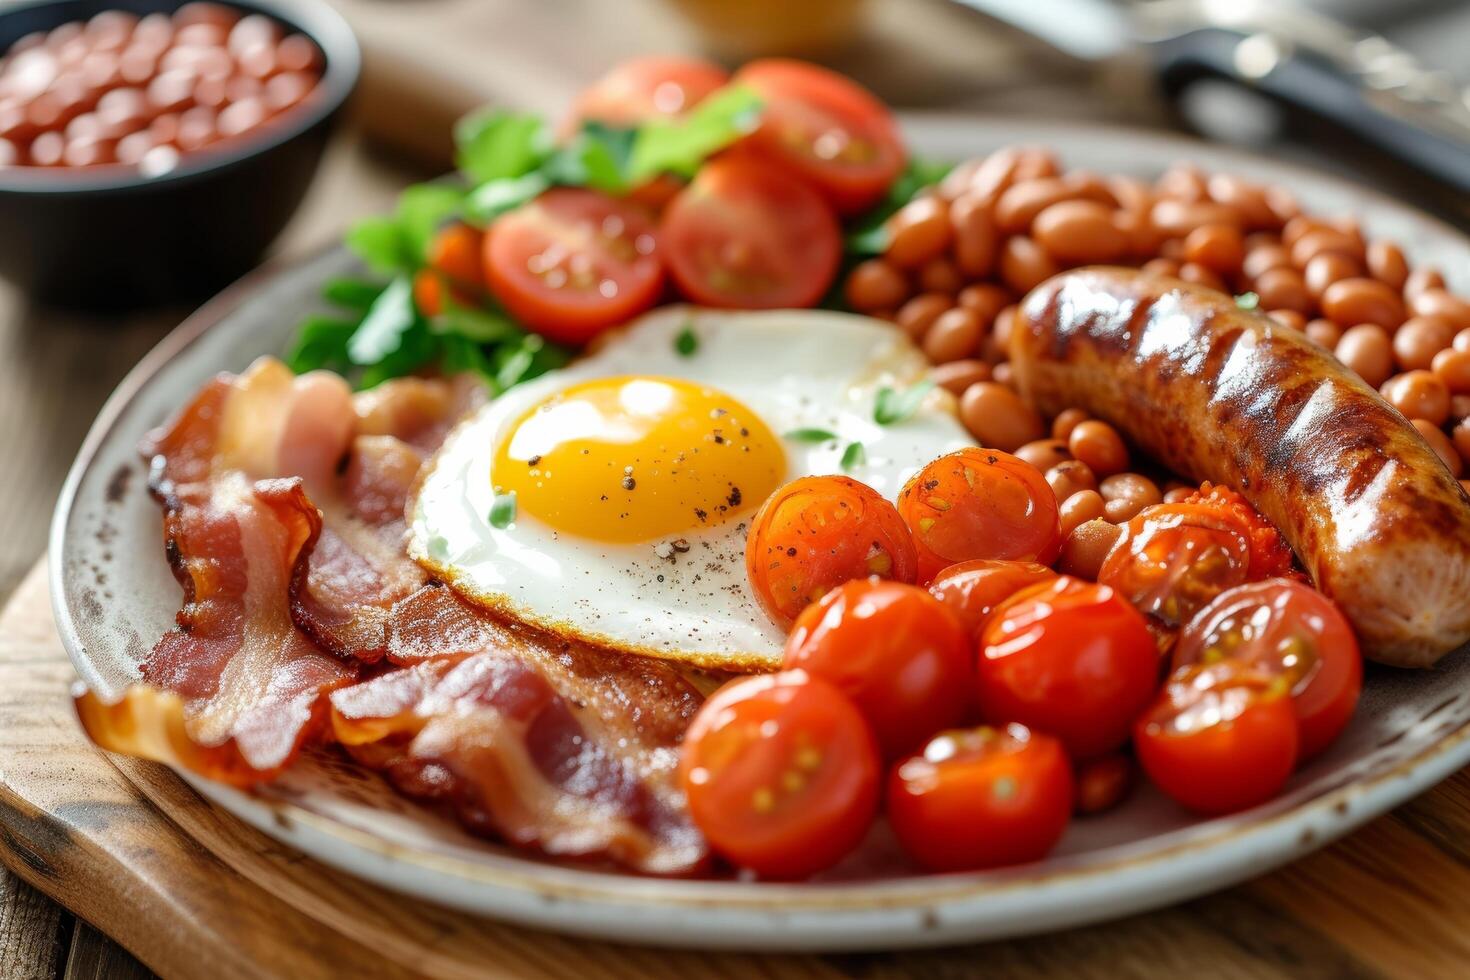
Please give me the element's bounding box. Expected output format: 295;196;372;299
840;441;867;470
348;276;419;365
432;297;524;344
874;380;936;425
626;84;763;183
784;428;839;442
1235;291;1260;311
396;183;467;260
674;323;699;357
844;156;954;256
345;216;413;276
488;491;518;529
286;315;358;374
464;171;552;224
322;278;386;311
454;111;551;184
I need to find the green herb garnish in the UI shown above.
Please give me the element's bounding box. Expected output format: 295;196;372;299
874;380;936;425
840;441;867;470
489;491;518;529
844;156;954;256
1235;291;1260;311
784;428;839;443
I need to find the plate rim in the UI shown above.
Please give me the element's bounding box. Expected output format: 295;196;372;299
48;114;1470;950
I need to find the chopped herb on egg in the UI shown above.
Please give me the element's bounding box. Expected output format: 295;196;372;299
841;441;867;471
874;380;935;425
675;323;699;356
489;492;518;529
1235;291;1260;311
784;428;839;442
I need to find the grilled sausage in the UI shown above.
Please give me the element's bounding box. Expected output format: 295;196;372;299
1012;267;1470;667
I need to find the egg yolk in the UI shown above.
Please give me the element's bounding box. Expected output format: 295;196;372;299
493;376;786;543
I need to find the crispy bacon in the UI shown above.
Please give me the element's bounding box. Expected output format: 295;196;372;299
332;585;709;874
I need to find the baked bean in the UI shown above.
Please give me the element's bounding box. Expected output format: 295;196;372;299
1432;348;1470;394
1050;407;1090;442
1032;200;1127;264
1264;186;1301;226
1455;419;1470;460
1411;419;1462;476
1058;518;1123;580
1252;266;1312;314
845;259;909;313
1304;318;1342;349
1242;243;1291;281
1163;486;1194;504
1267;309;1306;331
1289;228;1364;269
1112;209;1158;256
1332;214;1366;246
1303;251;1361;300
959;381;1043;451
1150;199;1241;238
1456;329;1470;353
1159;239;1185;262
1322;278;1405;330
1179;262;1225;292
1100;472;1162;523
1182;223;1244;275
999;236;1059;295
1206;174;1276;229
1014;147;1059;180
1069;420;1128;476
994;177;1075;234
956;283;1010;325
1453;395;1470;424
1408;290;1470;331
1060;170;1117;206
1141;257;1181;278
1404;267;1446;301
895;293;952;342
967;147;1023;205
1335;324;1395;387
936;157;984;201
1281;216;1326;249
1107;175;1153;214
986;305;1018;363
1381;370;1451;426
922;307;983;363
1367;240;1408;290
1059;490;1106;537
1046;459;1098;500
917;256;963;294
991;361;1015;387
1014;438;1073;472
885;195;952;269
1156;163;1207;202
1393;316;1456;371
949;192;998;277
930;359;991;395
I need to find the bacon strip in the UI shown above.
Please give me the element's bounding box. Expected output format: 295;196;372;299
332;585;709;874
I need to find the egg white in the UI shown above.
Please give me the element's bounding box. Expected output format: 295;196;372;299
407;306;974;671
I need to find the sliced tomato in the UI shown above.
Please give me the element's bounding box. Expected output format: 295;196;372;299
659;156;841;309
568;56;730;130
1135;660;1299;814
734;59;906;215
887;724;1072;872
1174;579;1361;760
679;670;880;879
927;559;1057;636
784;579;973;757
977;576;1158;758
745;475;917;629
483;188;663;345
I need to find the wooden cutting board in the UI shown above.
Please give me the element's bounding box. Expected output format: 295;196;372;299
5;557;1470;978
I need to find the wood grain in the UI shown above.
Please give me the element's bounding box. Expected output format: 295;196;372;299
4;557;1468;976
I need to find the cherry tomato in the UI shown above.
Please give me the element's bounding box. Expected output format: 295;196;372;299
978;576;1158;758
1074;753;1133;815
659;156;841;309
568;56;730;130
785;579;972;757
1178;483;1296;579
680;670;880;879
745;475;918;629
1135;661;1299;814
927;559;1057;636
897;448;1062;584
428;222;486;289
1175;579;1361;760
412;269;449;318
483;188;663;345
734;59;906;215
887;724;1072;872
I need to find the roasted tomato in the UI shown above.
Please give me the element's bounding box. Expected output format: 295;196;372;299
1174;579;1361;760
887;724;1072;872
414;223;487;316
897;448;1062;584
745;475;918;629
680;670;880;878
568;56;730;130
659;156;841;309
733;59;906;215
1073;753;1133;815
927;559;1057;636
785;579;972;757
1179;483;1296;579
1135;660;1299;814
977;576;1158;758
484;188;663;345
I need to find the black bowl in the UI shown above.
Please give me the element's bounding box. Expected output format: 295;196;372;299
0;0;360;310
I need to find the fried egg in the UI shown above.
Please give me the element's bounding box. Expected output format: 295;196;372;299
408;306;973;670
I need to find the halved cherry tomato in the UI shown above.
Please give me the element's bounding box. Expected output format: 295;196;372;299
734;59;906;215
1135;660;1299;814
897;448;1062;584
568;56;730;130
483;188;663;345
1174;579;1361;760
1179;483;1296;580
887;724;1072;872
978;576;1158;758
659;156;841;309
746;476;917;629
927;559;1057;636
680;670;880;879
785;579;972;757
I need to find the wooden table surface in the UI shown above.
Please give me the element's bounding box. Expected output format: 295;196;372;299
6;0;1470;976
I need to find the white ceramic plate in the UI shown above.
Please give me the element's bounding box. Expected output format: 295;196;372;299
50;117;1470;952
